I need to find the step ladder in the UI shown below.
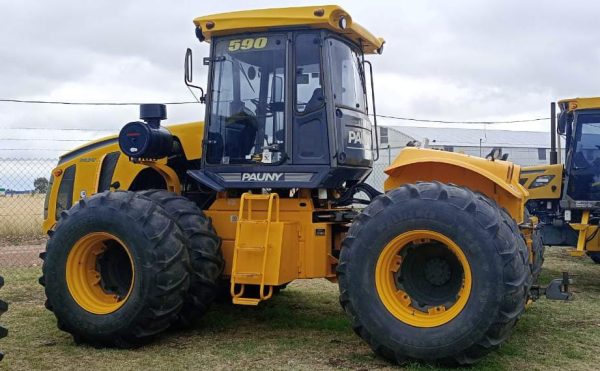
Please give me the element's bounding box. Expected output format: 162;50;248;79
569;210;593;257
230;193;279;305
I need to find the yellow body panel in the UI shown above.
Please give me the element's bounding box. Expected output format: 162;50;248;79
519;164;563;200
168;122;204;160
42;122;204;232
559;97;600;111
193;5;385;54
384;148;528;222
206;195;337;281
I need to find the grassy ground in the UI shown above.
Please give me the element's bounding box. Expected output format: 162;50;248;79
1;247;600;370
0;195;45;241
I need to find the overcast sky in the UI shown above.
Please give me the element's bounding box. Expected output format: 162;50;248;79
1;0;600;159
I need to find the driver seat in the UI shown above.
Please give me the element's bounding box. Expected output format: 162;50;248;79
225;109;258;160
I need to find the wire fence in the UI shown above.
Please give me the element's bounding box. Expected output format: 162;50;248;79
0;158;56;270
0;157;393;271
0;141;552;272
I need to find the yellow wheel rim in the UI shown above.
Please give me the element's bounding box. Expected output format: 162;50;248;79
66;232;135;315
375;230;472;328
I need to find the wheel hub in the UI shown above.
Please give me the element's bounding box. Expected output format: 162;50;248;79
424;257;452;287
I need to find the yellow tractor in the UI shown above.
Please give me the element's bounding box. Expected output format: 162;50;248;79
522;98;600;264
41;5;539;365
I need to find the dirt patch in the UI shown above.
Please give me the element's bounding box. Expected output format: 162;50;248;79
0;237;46;248
0;243;45;267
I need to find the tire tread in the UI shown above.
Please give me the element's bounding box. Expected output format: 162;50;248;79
337;182;531;365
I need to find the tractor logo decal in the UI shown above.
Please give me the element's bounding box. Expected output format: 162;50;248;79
241;173;284;182
348;130;364;145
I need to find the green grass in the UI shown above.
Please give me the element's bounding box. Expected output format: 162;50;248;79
2;247;600;370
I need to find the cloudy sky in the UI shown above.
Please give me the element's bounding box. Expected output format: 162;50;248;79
1;0;599;160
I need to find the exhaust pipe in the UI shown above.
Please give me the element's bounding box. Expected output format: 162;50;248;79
550;102;558;165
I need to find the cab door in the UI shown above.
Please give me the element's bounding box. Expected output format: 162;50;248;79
292;32;329;165
326;37;373;168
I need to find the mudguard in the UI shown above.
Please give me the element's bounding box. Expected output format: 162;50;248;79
384;148;528;223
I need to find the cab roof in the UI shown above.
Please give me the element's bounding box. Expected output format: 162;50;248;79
193;5;385;55
558;97;600;112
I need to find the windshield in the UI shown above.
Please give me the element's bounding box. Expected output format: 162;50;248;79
206;34;286;165
567;112;600;200
328;38;367;112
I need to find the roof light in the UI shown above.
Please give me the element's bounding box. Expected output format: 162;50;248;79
314;8;325;17
53;168;63;177
338;16;347;29
205;21;215;30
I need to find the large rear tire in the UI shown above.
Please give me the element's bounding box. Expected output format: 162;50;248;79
40;191;190;347
139;190;224;327
338;182;531;365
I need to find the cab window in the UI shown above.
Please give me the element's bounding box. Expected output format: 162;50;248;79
207;34;286;165
295;34;323;113
328;38;367;112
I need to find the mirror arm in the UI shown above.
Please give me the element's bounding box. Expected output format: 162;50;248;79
184;48;206;103
364;60;380;162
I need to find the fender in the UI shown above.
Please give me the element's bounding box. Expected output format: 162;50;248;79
384;148;528;222
43;122;203;232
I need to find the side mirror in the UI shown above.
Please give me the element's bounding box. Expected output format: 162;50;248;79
184;48;205;103
557;111;567;135
184;48;194;84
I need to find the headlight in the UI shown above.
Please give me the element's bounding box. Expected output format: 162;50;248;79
529;175;555;189
338;16;347;29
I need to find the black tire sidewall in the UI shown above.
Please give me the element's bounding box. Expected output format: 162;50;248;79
138;190;224;321
45;201;163;340
345;197;506;358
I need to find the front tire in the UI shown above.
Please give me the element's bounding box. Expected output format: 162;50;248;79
338;182;530;365
139;190;224;327
40;191;190;347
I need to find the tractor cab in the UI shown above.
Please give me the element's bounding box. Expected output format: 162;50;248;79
558;98;600;209
186;6;385;191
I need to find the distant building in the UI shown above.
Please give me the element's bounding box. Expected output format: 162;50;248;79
366;126;565;192
377;126;564;166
